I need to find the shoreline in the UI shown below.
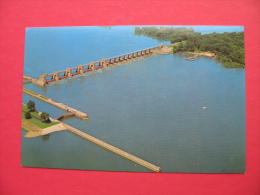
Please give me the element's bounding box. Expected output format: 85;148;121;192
155;45;216;59
185;51;216;59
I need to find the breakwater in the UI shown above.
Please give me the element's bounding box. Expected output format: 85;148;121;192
23;88;88;119
63;122;161;172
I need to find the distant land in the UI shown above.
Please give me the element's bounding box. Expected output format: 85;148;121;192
135;26;245;68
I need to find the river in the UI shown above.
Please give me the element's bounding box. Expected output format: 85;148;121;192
22;26;245;173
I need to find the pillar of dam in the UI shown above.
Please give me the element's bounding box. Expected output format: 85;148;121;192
100;59;108;67
90;62;96;71
34;44;163;85
66;68;72;77
53;71;59;81
38;74;47;84
78;65;84;73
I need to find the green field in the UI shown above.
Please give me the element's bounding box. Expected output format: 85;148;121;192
22;104;41;117
22;105;59;129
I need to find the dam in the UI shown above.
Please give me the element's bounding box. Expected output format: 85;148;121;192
25;44;164;86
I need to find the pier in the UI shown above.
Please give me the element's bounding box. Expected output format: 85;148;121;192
23;88;88;119
63;122;161;172
31;44;164;85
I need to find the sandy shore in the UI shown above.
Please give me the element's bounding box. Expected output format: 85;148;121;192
22;116;67;138
186;52;216;58
22;119;43;137
154;44;216;59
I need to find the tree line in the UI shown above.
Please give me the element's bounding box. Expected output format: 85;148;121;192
24;100;50;123
135;27;245;68
135;27;195;42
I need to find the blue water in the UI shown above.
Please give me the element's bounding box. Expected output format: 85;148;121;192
22;26;245;173
24;26;170;78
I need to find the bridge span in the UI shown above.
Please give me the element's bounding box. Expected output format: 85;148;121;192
36;44;164;85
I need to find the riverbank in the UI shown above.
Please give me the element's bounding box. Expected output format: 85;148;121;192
186;51;216;58
22;117;65;137
23;121;66;138
154;45;217;60
22;104;64;137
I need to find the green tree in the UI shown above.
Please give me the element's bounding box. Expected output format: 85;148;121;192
136;26;244;68
41;112;50;123
27;100;35;111
24;111;31;119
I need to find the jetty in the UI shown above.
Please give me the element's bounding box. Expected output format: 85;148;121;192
25;44;164;86
23;88;88;119
63;122;161;172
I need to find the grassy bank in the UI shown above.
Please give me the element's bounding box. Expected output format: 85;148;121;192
22;105;59;129
22;105;40;117
22;114;59;129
